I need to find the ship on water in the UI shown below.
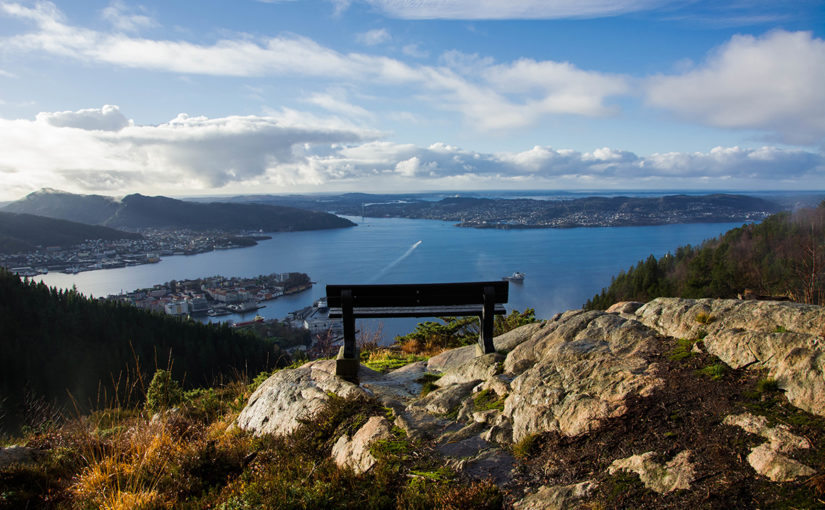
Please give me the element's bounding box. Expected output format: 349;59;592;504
503;271;525;282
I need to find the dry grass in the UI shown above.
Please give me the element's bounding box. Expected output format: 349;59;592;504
398;336;448;357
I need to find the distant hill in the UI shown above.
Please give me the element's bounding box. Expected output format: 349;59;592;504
584;202;825;309
0;211;142;254
3;189;356;231
215;192;783;228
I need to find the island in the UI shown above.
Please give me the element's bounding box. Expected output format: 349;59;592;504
107;272;312;317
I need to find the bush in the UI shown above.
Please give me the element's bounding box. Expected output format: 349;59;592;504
145;369;183;413
698;363;728;381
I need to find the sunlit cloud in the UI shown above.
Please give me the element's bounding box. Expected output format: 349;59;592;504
0;105;822;200
0;1;630;132
646;30;825;146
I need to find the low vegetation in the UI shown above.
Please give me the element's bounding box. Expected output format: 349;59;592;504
394;309;536;356
0;369;504;509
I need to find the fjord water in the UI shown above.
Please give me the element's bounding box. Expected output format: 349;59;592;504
38;216;742;339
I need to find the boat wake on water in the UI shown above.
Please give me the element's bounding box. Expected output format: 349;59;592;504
369;241;423;283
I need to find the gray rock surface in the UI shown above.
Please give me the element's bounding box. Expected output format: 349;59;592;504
408;380;477;416
635;298;825;416
746;444;816;482
724;411;815;481
0;446;41;469
503;311;662;440
437;353;503;387
426;321;544;374
514;481;597;510
609;450;696;493
237;360;370;436
723;413;810;453
331;416;393;474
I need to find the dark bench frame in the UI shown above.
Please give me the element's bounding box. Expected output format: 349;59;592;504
327;281;508;383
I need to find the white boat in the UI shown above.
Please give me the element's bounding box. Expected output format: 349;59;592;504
503;272;525;282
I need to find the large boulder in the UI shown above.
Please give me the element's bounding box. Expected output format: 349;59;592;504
503;311;663;440
331;416;393;474
636;298;825;416
237;360;371;436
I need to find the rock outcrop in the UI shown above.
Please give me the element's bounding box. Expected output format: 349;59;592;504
237;360;369;436
237;297;825;507
503;310;663;440
635;298;825;416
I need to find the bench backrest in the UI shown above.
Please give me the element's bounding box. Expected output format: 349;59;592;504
326;281;508;308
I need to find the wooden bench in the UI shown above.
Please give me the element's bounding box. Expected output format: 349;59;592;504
326;281;509;383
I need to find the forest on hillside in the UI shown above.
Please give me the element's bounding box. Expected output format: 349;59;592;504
585;203;825;310
0;269;285;433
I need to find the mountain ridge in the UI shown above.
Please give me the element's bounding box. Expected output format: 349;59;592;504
3;189;356;232
0;211;142;254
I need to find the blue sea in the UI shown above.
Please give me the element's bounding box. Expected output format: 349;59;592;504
38;216;744;340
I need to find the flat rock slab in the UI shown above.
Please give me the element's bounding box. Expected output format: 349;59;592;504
747;444;816;482
609;450;696;494
514;481;597;510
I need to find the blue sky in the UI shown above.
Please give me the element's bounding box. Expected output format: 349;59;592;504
0;0;823;200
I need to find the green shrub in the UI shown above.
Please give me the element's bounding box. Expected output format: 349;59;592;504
472;389;505;412
417;373;442;397
145;369;183;413
512;433;539;459
698;363;728;380
669;338;697;361
695;312;716;324
756;378;780;393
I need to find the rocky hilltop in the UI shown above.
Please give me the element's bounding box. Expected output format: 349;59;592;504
239;298;825;507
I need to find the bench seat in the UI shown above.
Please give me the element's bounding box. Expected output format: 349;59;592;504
326;281;509;383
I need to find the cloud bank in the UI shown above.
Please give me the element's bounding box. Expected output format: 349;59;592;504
0;105;821;200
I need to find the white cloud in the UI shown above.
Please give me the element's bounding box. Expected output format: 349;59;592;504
646;30;825;146
0;1;629;132
101;1;157;33
359;0;667;19
37;104;131;131
0;68;17;78
356;28;390;46
484;58;629;117
0;106;374;198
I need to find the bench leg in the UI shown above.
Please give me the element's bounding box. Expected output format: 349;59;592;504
479;286;496;354
336;289;359;384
